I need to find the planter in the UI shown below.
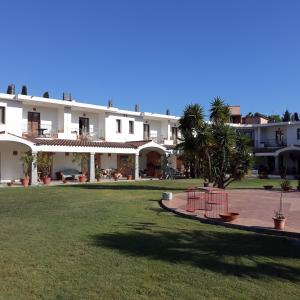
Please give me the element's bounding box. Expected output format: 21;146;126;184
22;177;30;187
79;175;87;183
127;175;133;180
273;217;286;230
263;185;273;190
219;212;240;222
43;177;51;185
96;177;100;182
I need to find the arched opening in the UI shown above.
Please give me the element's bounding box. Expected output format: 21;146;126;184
0;141;32;182
277;149;300;175
139;147;166;178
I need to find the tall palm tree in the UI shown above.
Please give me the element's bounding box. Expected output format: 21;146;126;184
209;97;230;125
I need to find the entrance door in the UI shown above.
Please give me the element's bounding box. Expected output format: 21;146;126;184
28;112;40;137
79;117;89;136
146;151;161;177
143;124;150;140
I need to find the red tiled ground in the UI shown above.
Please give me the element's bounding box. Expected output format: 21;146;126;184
163;189;300;233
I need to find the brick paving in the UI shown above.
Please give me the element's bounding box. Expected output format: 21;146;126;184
163;189;300;233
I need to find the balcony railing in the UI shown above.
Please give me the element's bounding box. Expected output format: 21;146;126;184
256;139;287;148
71;127;105;141
22;123;58;138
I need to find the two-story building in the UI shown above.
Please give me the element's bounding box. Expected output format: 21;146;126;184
0;91;180;184
230;106;300;176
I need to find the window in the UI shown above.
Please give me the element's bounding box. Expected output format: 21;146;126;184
143;123;150;140
116;119;121;133
0;107;5;124
129;120;134;134
171;126;178;140
79;117;89;135
297;129;300;140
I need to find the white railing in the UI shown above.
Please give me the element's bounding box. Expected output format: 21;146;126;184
70;127;105;141
22;123;58;138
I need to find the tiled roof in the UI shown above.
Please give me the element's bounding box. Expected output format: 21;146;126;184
125;140;152;148
26;138;136;148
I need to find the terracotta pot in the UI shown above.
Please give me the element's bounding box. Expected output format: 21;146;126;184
219;212;240;222
22;177;30;187
43;177;51;185
127;175;133;180
79;175;86;183
96;177;100;182
273;217;286;230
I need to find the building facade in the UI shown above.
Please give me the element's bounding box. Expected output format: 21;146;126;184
0;92;180;184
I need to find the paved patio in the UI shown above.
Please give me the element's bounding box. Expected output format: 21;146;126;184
162;189;300;233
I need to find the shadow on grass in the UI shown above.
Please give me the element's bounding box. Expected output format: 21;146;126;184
58;183;187;191
90;228;300;281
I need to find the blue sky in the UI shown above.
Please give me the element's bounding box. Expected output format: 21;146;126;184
0;0;299;117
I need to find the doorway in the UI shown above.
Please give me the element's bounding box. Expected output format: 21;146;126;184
28;112;40;137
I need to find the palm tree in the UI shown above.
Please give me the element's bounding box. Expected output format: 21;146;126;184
209;97;230;125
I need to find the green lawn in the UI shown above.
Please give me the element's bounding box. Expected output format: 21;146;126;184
0;179;299;300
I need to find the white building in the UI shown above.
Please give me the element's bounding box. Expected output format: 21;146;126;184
229;107;300;176
0;91;181;184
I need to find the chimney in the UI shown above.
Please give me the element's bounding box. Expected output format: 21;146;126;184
63;92;72;101
166;108;170;115
21;85;28;95
7;84;16;95
43;91;49;98
135;104;140;112
108;99;113;108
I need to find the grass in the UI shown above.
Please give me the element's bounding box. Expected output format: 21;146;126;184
0;178;299;299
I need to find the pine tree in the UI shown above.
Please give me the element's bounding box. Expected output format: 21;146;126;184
21;85;28;95
282;110;291;122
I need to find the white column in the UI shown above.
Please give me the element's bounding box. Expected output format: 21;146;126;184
256;127;261;147
135;153;139;180
89;152;95;182
31;152;38;185
167;121;171;141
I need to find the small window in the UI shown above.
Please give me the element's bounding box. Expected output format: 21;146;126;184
0;107;5;124
297;129;300;140
129;120;134;134
116;119;121;133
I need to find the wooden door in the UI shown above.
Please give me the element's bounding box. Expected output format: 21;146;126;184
146;151;161;177
28;112;40;137
143;124;150;140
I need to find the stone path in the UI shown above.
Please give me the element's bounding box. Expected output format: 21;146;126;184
162;189;300;234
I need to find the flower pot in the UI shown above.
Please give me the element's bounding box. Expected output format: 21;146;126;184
219;212;240;222
273;217;286;230
96;177;100;182
22;177;30;187
43;177;51;185
127;175;133;180
79;175;86;183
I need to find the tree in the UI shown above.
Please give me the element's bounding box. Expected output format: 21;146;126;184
36;153;53;178
294;112;299;122
21;85;28;95
268;114;281;123
177;98;252;188
20;152;34;179
282;110;291;122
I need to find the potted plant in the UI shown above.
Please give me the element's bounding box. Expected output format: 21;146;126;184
72;153;89;183
273;192;286;230
20;152;34;187
37;153;53;185
126;155;135;180
280;179;292;192
95;167;103;182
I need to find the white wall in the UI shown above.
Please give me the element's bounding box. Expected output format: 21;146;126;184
0;142;30;182
0;100;23;136
286;124;300;145
71;110;98;135
105;113;144;142
100;153;118;169
52;153;80;178
22;104;58;134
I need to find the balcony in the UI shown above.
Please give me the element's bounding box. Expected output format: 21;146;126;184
256;139;287;148
71;127;105;141
22;123;58;138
